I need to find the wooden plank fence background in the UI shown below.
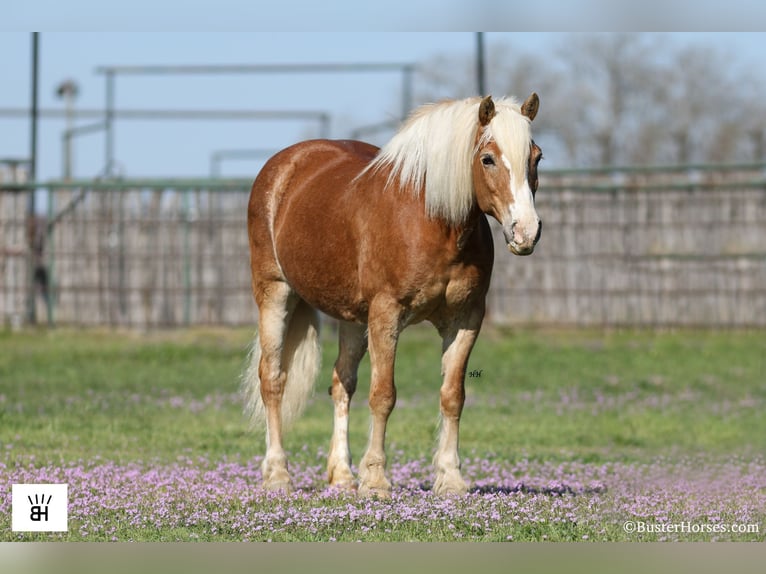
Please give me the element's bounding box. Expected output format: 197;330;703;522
2;164;765;329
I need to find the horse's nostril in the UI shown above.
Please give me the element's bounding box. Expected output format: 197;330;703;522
534;220;542;244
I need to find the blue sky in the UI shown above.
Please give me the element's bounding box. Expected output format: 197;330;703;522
5;1;766;32
1;30;765;181
0;33;490;179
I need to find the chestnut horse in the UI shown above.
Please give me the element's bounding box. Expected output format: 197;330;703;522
244;94;542;496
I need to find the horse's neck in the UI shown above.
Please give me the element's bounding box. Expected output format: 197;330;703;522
452;206;490;253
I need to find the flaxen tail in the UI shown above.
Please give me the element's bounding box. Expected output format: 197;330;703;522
242;301;321;430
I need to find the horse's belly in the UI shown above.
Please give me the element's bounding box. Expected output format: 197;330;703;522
296;281;368;324
276;242;368;323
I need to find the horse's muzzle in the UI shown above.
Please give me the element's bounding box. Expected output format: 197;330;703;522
504;219;541;256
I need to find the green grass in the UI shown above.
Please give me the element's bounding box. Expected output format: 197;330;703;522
0;328;250;464
1;325;765;466
2;325;765;542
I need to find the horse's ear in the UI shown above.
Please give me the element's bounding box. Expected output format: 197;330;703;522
521;92;539;121
478;95;496;126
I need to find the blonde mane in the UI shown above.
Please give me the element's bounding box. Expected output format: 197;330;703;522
361;96;533;224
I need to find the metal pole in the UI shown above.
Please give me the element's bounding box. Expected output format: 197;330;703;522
64;89;74;179
402;65;414;120
105;71;115;176
96;62;413;76
319;113;331;139
28;33;38;188
56;80;79;180
210;153;221;178
26;32;39;326
0;107;332;121
476;32;486;96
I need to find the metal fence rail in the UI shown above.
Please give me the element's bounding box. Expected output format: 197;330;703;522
2;163;765;329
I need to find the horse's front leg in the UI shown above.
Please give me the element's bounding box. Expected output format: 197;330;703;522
327;321;368;490
358;298;401;498
433;304;484;495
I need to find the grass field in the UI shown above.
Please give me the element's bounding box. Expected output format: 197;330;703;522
1;325;765;541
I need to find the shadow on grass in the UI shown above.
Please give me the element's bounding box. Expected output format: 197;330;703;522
407;482;608;496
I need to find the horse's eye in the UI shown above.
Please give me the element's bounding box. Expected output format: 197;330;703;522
481;155;495;166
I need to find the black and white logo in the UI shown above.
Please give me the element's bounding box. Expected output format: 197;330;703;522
12;484;68;532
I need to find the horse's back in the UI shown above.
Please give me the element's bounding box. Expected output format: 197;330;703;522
249;139;377;220
254;138;375;185
250;139;376;226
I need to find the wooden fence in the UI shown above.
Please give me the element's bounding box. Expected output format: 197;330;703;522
488;164;766;327
1;180;253;328
2;163;765;329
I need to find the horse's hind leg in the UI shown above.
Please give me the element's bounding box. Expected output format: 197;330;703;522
327;321;368;490
433;305;484;495
257;281;299;491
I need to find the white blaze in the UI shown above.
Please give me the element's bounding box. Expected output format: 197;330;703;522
502;155;539;244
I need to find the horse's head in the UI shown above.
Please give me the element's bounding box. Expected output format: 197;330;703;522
472;93;542;256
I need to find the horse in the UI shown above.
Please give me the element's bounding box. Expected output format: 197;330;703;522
244;93;542;497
